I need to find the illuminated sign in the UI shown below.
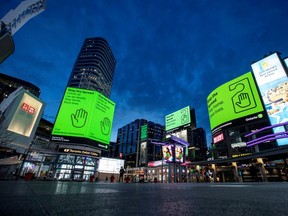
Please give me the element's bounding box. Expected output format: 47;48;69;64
231;142;247;148
284;58;288;69
162;145;173;162
213;133;224;144
58;148;99;157
98;158;125;174
139;141;147;165
207;72;264;131
51;87;115;146
251;53;288;146
8;93;43;137
169;129;188;142
175;145;184;163
148;160;167;167
165;106;191;131
141;124;147;140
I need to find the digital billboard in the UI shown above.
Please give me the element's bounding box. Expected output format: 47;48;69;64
139;141;147;165
175;145;184;163
162;145;173;162
169;129;188;142
207;72;264;132
284;58;288;69
51;87;115;147
251;53;288;146
165;106;191;131
141;124;147;140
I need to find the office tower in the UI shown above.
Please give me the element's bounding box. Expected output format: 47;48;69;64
67;37;116;98
116;119;165;167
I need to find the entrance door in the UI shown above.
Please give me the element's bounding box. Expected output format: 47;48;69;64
73;170;83;180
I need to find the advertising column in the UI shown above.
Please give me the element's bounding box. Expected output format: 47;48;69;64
251;53;288;146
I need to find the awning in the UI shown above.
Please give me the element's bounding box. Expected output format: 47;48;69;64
0;156;22;165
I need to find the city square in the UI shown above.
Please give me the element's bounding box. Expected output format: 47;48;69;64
0;180;288;216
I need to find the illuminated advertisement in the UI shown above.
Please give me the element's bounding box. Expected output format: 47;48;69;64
141;124;147;140
169;129;188;142
165;106;191;131
8;93;43;137
284;58;288;69
98;158;125;174
207;72;264;133
51;87;115;147
251;53;288;146
175;145;184;163
139;141;147;165
58;147;100;157
162;145;173;162
213;133;224;144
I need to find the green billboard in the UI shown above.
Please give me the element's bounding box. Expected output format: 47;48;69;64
165;106;191;131
141;124;148;140
52;87;115;145
207;72;264;130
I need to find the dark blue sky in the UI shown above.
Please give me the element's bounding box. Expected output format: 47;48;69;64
1;0;288;144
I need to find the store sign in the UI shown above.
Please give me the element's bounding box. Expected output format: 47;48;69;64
58;148;99;157
213;133;224;144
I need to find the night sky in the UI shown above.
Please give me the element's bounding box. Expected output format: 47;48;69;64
1;0;288;145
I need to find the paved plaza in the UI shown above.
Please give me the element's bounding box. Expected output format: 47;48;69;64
0;181;287;216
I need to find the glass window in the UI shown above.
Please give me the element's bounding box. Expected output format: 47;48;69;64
86;157;96;166
59;155;75;163
76;156;86;164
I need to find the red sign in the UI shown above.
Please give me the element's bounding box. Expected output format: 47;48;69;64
21;103;35;114
213;133;224;144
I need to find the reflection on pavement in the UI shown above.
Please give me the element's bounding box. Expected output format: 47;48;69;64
55;182;119;194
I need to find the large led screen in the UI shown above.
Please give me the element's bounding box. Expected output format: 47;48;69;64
165;106;191;131
141;124;147;140
51;87;115;145
175;145;184;163
162;145;173;162
8;93;43;137
98;158;125;174
207;72;264;131
251;53;288;146
139;141;147;165
169;129;188;142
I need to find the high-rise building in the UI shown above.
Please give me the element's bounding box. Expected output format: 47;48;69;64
116;119;165;168
67;37;116;98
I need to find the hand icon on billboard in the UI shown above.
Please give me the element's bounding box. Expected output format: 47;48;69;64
101;117;111;135
71;108;88;128
236;93;251;108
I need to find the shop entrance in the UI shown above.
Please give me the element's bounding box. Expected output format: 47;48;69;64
73;170;83;180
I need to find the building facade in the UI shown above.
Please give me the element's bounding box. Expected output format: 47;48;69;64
67;37;116;98
116;119;165;168
49;37;117;181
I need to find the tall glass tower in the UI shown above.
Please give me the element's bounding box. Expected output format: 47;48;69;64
67;37;116;98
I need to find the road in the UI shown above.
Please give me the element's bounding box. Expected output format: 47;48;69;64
0;181;287;216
